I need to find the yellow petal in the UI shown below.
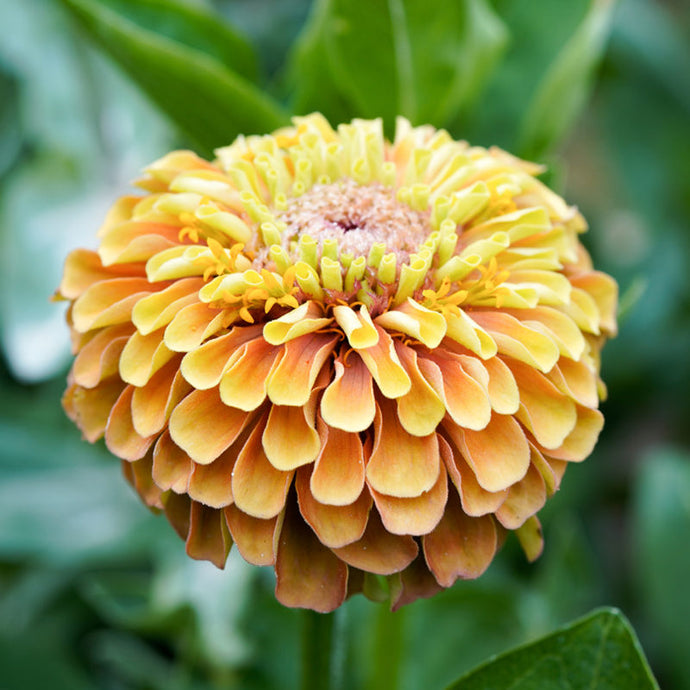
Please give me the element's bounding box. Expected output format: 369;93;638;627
163;302;229;352
105;386;155;461
320;353;375;432
262;403;321;471
375;299;447;348
443;310;497;359
131;277;203;335
543;406;604;462
482;356;520;414
263;301;333;345
119;329;176;387
357;325;411;399
333;304;379;349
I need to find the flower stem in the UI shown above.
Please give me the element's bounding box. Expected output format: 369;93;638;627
367;604;406;690
301;609;337;690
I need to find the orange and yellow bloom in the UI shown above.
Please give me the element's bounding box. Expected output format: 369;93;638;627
58;114;617;611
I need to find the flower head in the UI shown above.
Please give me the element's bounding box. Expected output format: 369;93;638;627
58;114;617;611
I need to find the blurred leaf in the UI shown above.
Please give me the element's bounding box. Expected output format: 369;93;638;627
287;0;507;129
447;607;658;690
93;0;258;82
519;0;616;159
633;449;690;689
59;0;288;155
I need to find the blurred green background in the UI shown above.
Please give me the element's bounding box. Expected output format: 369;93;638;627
0;0;688;688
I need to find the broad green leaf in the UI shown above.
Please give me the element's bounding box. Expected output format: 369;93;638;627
633;449;690;689
518;0;617;159
287;0;507;129
446;607;659;690
60;0;288;155
91;0;258;82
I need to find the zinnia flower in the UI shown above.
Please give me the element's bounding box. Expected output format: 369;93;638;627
58;114;617;612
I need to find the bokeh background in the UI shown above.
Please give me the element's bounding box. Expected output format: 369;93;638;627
0;0;688;688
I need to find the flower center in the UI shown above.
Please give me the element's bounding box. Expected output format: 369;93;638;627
277;179;430;263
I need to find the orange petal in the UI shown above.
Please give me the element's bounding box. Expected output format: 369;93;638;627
440;435;507;516
394;343;446;436
507;359;577;450
547;358;599;409
164;302;230;352
296;468;372;548
482;356;520;414
418;354;491;431
515;515;543;561
131;359;190;438
471;311;560;373
448;413;530;492
72;324;133;388
333;510;418;575
390;556;443;611
275;501;348;612
180;325;263;390
309;417;365;506
186;502;231;568
122;453;163;509
543;406;603;462
527;441;561;496
233;421;293;519
105;386;156;461
423;495;497;586
224;504;282;566
63;378;126;442
168;388;249;464
262;403;321;471
372;461;448;535
152;431;192;493
495;461;546;529
119;329;176;387
99;221;182;265
571;271;618;336
320;353;375;432
162;492;191;540
366;398;440;498
188;444;238;508
266;333;338;406
219;337;282;411
131;277;203;335
72;277;155;332
356;325;411;399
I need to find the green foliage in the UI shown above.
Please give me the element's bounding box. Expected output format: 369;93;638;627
447;608;658;689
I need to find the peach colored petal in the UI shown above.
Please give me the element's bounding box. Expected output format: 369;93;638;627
495;462;546;529
233;422;293;519
515;515;543;561
423;495;497;586
389;556;443;611
131;277;203;335
188;445;238;508
333;511;418;575
296;468;372;548
96;195;139;236
394;343;446;436
527;442;561;496
105;386;156;461
152;431;192;493
507;358;577;450
162;492;191;540
119;329;176;387
262;403;321;471
356;325;411;399
441;435;507;516
482;355;520;414
131;359;190;438
180;324;263;390
72;278;156;333
367;398;440;498
275;502;348;612
375;299;447;348
571;271;618;336
448;413;530;492
310;417;365;506
224;505;282;566
547;358;599;409
59;249;145;300
168;388;249;464
163;302;230;352
471;311;560;373
266;333;338;406
99;221;182;265
372;461;448;536
320;353;375;433
418;354;491;431
122;453;163;509
72;324;132;388
186;502;231;568
443;310;497;359
63;378;126;442
543;406;604;462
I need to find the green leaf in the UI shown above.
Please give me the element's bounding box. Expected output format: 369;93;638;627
518;0;616;159
446;608;659;690
633;449;690;689
59;0;288;155
287;0;507;129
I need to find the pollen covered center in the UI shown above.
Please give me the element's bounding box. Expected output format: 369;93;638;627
278;179;430;262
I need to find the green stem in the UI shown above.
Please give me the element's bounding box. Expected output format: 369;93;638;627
301;609;337;690
368;604;406;690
